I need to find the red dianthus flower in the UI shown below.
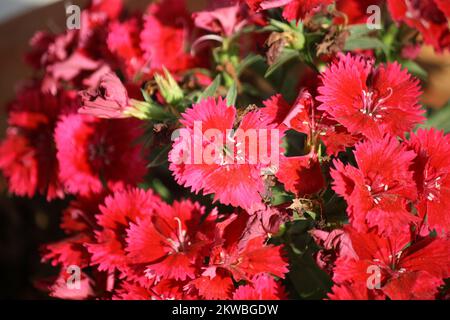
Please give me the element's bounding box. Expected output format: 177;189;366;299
331;135;418;235
317;54;424;140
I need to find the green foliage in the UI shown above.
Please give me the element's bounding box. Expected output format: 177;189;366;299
225;82;237;107
265;49;300;78
236;54;264;76
344;24;388;56
344;37;388;53
401;60;428;79
424;103;450;132
278;219;333;299
197;75;222;102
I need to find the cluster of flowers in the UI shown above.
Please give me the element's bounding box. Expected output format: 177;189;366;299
0;0;449;300
41;188;288;299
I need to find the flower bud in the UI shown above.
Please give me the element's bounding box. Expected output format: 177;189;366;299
154;68;184;106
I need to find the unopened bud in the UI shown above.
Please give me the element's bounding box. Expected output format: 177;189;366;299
154;68;184;106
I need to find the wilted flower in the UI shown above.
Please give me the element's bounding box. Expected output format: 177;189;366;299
79;73;131;119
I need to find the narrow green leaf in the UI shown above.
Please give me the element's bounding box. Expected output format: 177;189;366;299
197;74;221;102
126;100;174;121
344;36;387;52
141;88;152;103
145;102;175;121
265;49;300;78
236;54;264;76
259;25;280;33
347;24;372;37
269;19;292;32
344;36;389;58
150;179;171;202
147;144;171;168
402;60;428;79
290;20;303;33
225;83;237;107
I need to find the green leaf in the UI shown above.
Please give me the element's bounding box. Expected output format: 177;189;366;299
149;179;171;202
147;144;171;168
282;219;333;299
344;36;388;54
271;186;292;206
225;83;237;107
344;24;386;56
269;19;292;32
347;24;372;38
265;49;300;78
259;25;280;33
197;74;221;102
290;20;303;33
141;88;152;103
305;211;317;220
402;60;428;79
237;54;264;76
126;100;174;121
424;103;450;132
288;253;333;299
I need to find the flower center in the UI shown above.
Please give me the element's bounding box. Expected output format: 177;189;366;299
424;172;443;202
88;136;115;169
165;217;189;253
365;173;397;205
373;250;406;276
366;182;390;205
214;132;244;168
360;88;392;121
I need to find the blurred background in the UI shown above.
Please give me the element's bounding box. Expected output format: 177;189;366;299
0;0;449;299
